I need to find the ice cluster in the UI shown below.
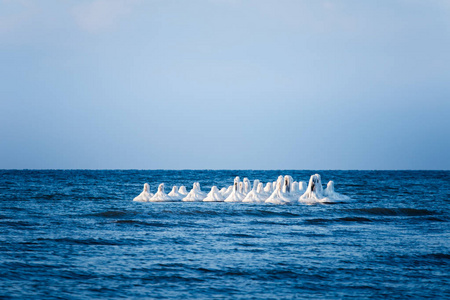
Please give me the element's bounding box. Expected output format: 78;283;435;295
133;174;350;204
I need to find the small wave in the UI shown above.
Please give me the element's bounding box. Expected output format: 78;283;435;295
0;220;36;228
156;263;186;268
304;218;330;224
339;217;373;222
345;207;436;216
87;210;139;218
235;242;257;247
2;261;68;270
223;233;257;238
196;267;219;273
243;210;301;218
220;268;302;279
161;210;220;216
113;220;171;227
425;217;447;222
305;217;373;224
18;241;40;245
421;253;450;260
59;270;100;280
249;220;291;226
265;269;299;279
141;274;205;283
113;219;138;224
320;201;341;205
223;270;252;276
86;196;109;201
6;207;26;212
159;209;301;218
39;193;67;200
37;237;124;246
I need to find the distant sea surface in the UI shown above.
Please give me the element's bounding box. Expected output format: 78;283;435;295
0;170;449;299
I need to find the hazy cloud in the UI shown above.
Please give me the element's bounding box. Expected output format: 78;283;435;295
0;0;36;35
72;0;140;33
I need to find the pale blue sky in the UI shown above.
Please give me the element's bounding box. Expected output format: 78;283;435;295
1;0;449;169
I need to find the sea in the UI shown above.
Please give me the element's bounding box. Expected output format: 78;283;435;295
0;170;449;299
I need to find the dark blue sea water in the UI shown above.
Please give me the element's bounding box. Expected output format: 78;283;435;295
0;170;449;299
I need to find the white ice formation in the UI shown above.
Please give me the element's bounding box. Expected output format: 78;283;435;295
323;181;350;201
222;186;233;197
133;173;350;204
168;186;183;201
299;181;307;193
282;175;294;193
290;181;301;198
243;180;266;203
182;182;207;202
203;186;225;202
178;186;188;195
149;183;172;202
133;183;153;202
299;174;326;203
224;177;245;202
239;182;244;194
264;182;273;194
243;178;251;195
265;177;292;205
219;187;228;197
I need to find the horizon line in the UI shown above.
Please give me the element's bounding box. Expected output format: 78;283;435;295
1;169;449;171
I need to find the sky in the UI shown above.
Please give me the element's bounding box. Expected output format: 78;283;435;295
1;0;449;170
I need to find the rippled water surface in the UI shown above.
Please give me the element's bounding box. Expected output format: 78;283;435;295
1;170;449;299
